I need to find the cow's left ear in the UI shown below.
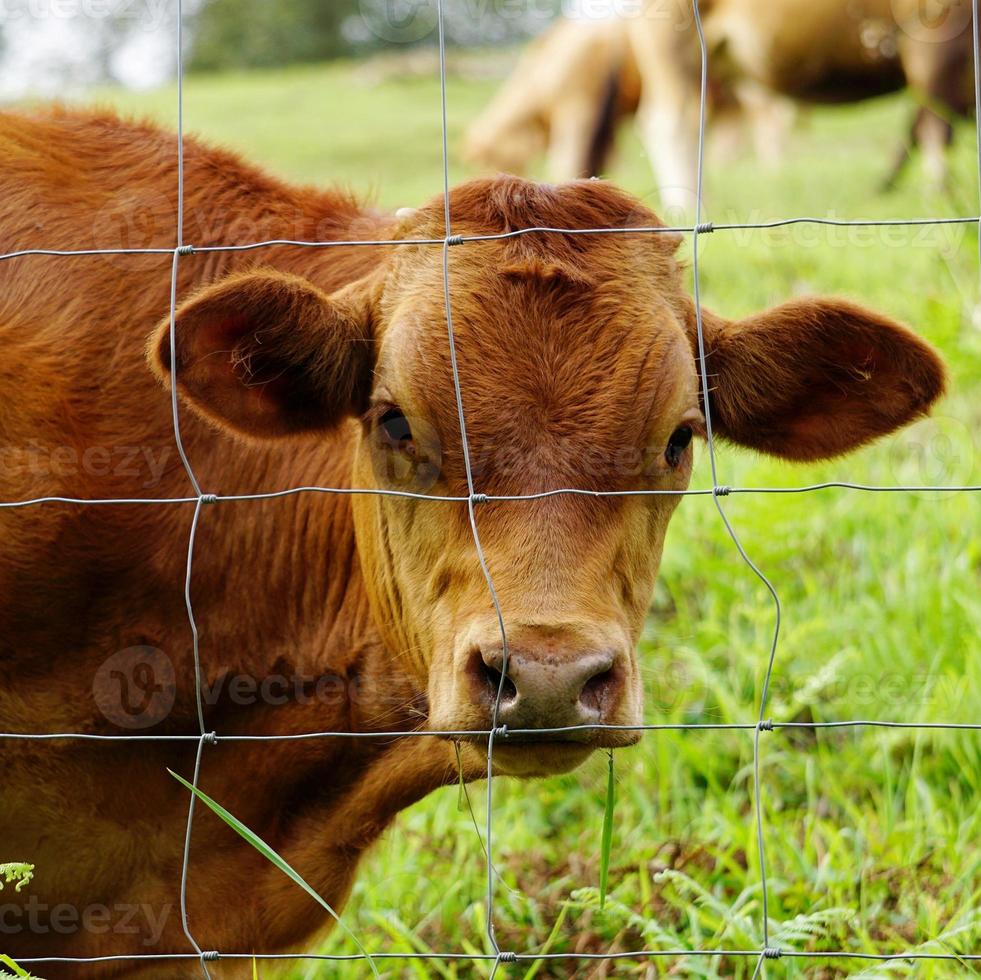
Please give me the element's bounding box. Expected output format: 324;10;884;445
693;298;947;461
148;268;374;439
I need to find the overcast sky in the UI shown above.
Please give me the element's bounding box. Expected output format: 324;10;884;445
0;2;185;100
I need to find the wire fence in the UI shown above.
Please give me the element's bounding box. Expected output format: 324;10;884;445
2;0;981;976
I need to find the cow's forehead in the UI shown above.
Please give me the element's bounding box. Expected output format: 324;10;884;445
380;225;691;382
387;175;683;294
374;259;698;492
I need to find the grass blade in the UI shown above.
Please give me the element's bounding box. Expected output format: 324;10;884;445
169;769;379;978
521;900;571;980
600;749;615;910
454;741;467;812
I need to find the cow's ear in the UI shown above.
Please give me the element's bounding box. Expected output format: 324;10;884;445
148;269;374;439
693;298;947;461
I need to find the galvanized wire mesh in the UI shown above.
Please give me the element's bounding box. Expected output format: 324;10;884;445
3;0;981;975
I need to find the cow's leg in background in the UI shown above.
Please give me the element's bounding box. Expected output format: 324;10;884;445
899;7;974;193
913;107;954;192
738;79;796;169
546;96;600;180
629;0;703;220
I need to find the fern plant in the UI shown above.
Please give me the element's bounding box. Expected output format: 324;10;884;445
1;865;39;980
0;866;33;894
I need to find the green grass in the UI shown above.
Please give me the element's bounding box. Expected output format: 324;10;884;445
84;53;981;977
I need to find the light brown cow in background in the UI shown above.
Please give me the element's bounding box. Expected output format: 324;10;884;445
464;14;795;185
463;16;642;179
0;108;946;976
629;0;975;213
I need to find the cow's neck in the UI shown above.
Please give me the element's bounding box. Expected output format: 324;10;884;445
180;418;424;736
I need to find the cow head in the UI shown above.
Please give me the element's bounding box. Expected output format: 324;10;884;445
151;177;945;777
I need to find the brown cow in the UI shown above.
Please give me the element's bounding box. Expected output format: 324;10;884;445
629;0;975;212
462;16;643;179
463;15;794;185
0;108;946;978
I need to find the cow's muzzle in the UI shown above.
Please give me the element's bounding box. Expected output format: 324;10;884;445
431;622;641;774
461;618;638;738
468;644;623;733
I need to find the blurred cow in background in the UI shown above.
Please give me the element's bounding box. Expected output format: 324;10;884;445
463;14;795;185
463;17;642;180
628;0;976;213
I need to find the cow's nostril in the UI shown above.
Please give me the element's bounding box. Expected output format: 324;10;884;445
481;662;518;704
579;666;618;715
466;647;519;707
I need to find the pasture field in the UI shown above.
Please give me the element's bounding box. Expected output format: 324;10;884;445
89;55;981;978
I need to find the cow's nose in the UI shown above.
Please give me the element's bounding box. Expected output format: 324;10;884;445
467;644;624;732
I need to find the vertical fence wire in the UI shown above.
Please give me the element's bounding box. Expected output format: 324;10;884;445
170;2;213;973
433;1;514;966
2;0;981;975
690;0;783;968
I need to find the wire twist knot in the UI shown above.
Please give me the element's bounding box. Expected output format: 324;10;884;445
202;731;219;745
446;234;464;246
493;725;509;739
199;493;219;505
713;485;732;496
497;951;518;963
200;951;220;962
175;244;195;256
762;947;782;959
758;719;774;732
695;221;715;234
470;493;489;505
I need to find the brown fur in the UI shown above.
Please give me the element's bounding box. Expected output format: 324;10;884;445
0;108;946;978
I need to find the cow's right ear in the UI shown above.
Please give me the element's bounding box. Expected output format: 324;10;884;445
148;269;374;439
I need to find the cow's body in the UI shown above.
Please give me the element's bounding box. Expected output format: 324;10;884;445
0;110;451;978
463;16;642;179
464;15;794;184
0;109;946;978
629;0;975;210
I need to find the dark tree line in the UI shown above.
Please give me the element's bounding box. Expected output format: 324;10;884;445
189;0;363;71
188;0;561;72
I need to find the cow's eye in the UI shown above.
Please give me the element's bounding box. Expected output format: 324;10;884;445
378;408;415;456
665;425;693;467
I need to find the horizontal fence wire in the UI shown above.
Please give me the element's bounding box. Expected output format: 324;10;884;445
1;0;980;974
3;482;981;511
3;214;981;264
16;947;981;964
4;719;981;743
